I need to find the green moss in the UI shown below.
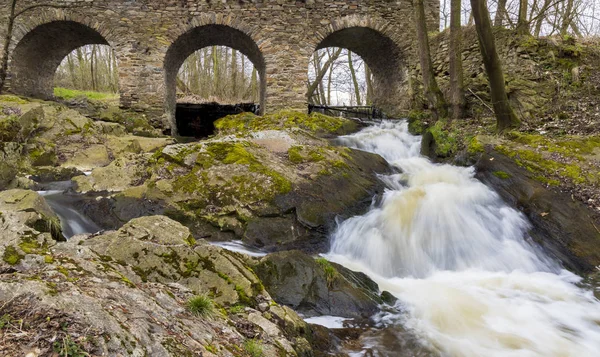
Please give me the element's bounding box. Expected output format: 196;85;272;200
496;145;595;185
428;121;459;157
235;285;253;306
228;304;246;314
288;146;326;164
215;110;356;136
184;235;196;246
467;136;485;155
493;171;512;179
44;255;54;264
2;246;23;265
0;116;21;142
288;146;305;164
0;95;28;104
54;87;118;102
315;257;338;288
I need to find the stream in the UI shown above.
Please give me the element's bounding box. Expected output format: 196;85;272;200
35;120;600;355
325;121;600;356
38;181;102;239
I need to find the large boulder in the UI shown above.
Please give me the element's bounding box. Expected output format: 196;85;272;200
72;111;389;253
0;214;331;357
476;149;600;274
254;251;388;319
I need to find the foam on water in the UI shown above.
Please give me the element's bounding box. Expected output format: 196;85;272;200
326;121;600;356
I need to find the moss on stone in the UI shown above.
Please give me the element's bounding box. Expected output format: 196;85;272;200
3;246;23;265
287;146;304;164
493;171;512;179
214;110;356;136
496;144;596;185
428;121;459;157
0;116;21;142
467;136;485;155
0;95;28;104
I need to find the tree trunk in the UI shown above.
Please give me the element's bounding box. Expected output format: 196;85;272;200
449;0;465;119
560;0;575;35
494;0;508;26
348;51;362;106
90;45;97;91
231;49;238;100
517;0;529;34
365;64;373;105
534;0;552;36
414;0;448;119
0;0;18;93
306;48;342;101
470;0;520;131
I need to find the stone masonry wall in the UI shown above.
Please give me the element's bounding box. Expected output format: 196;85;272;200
0;0;439;130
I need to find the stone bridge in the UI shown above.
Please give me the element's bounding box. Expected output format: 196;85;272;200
0;0;438;133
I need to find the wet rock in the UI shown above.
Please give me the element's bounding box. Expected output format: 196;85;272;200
476;149;600;274
254;251;383;319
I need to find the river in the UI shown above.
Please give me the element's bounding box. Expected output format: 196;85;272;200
325;120;600;356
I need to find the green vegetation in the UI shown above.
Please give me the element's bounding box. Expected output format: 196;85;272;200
407;110;429;135
187;295;215;318
52;335;89;357
228;304;246;314
2;246;23;265
467;136;485;155
315;257;338;288
287;145;326;164
243;339;264;357
54;87;118;102
214;110;357;136
428;121;459;157
493;171;512;179
0;95;28;104
0;314;12;329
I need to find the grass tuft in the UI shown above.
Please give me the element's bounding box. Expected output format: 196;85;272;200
187;295;215;318
243;339;263;357
315;257;338;288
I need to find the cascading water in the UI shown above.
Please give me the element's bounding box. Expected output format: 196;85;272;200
325;121;600;356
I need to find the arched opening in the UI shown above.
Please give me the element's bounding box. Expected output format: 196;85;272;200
164;25;266;138
10;21;115;101
310;27;405;117
54;44;119;103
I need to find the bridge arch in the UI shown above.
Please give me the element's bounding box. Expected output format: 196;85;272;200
164;20;266;136
310;16;409;115
10;19;117;100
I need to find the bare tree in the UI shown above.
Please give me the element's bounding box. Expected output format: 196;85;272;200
449;0;466;119
470;0;520;131
414;0;448;119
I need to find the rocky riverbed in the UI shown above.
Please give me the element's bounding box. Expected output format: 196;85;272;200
0;97;393;356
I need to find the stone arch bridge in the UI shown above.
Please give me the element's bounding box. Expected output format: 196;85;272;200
0;0;438;133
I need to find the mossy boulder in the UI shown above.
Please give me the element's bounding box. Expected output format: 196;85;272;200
254;251;385;319
476;149;600;274
73;112;388;252
83;216;266;307
215;110;359;137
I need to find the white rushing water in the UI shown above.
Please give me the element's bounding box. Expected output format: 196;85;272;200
326;121;600;357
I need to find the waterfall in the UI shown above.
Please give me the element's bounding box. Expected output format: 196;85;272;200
326;121;600;356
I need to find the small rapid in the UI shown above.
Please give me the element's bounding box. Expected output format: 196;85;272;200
326;121;600;356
